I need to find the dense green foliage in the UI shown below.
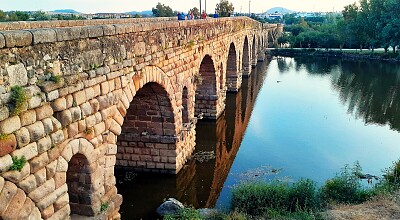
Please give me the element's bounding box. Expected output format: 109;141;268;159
280;0;400;51
164;208;202;220
152;3;176;17
9;156;26;172
215;0;234;17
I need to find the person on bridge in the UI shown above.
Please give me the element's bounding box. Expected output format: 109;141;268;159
201;11;207;19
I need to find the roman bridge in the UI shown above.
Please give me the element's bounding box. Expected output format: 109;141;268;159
0;17;282;220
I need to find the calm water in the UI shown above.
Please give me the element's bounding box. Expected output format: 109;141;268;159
117;57;400;219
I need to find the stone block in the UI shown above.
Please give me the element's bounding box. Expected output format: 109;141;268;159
87;25;103;37
0;181;18;215
46;160;57;180
0;32;4;48
35;104;54;121
0;134;17;157
51;97;67;112
41;204;54;219
47;203;70;220
55;110;72;127
30;28;57;44
2;188;26;219
0;106;9;122
17;174;37;193
42;118;54;135
19;109;36;127
50;130;64;145
26;121;45;142
73;90;86;106
11;142;38;161
28;178;55;203
70;106;82;122
0;154;12;173
34;167;47;186
53;193;68;211
0;116;21;134
54;27;81;41
56;156;68;172
102;25;116;36
28;207;41;220
6;63;28;87
17;197;35;219
29;152;49;173
1;30;32;47
54;172;66;189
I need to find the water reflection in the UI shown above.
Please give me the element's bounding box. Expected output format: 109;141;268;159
116;61;270;219
279;56;400;132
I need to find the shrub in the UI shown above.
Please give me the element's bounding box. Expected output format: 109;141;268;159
9;156;26;171
231;179;320;217
10;85;28;116
320;161;374;204
49;74;62;83
164;207;202;220
100;202;109;213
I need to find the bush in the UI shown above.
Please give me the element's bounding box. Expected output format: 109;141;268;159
10;86;28;116
231;179;320;217
320;162;375;204
164;207;202;220
9;156;26;171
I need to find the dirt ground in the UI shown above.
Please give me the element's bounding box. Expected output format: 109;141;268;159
323;193;400;220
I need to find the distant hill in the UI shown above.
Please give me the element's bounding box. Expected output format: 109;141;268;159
265;7;294;14
126;10;153;15
52;9;80;14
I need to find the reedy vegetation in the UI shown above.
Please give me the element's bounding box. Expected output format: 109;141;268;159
166;160;400;220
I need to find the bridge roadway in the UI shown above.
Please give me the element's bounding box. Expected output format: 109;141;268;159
0;17;282;219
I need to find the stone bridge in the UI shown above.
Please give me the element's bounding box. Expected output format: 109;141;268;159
0;17;282;219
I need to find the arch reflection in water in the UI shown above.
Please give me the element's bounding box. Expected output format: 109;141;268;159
115;61;270;219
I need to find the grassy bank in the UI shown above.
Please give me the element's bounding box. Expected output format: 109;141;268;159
165;160;400;220
271;48;400;62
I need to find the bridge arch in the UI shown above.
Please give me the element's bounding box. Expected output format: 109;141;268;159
226;42;241;92
242;36;251;76
195;55;218;119
252;34;257;67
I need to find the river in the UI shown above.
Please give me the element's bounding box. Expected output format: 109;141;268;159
116;56;400;219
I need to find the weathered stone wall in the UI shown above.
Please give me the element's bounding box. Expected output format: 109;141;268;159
0;17;281;219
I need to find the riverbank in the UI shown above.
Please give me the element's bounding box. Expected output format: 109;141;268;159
163;160;400;220
270;48;400;63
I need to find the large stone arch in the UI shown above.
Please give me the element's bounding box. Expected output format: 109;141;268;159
195;54;219;119
242;35;251;76
226;42;242;92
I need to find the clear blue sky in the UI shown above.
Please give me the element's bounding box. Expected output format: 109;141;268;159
0;0;356;13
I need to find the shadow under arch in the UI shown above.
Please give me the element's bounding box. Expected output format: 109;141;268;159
226;42;241;92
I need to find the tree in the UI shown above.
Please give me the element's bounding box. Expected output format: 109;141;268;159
215;0;234;17
32;11;50;21
0;10;6;21
152;3;175;17
189;7;200;19
7;11;29;21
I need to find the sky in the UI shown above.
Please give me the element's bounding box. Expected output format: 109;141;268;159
0;0;357;14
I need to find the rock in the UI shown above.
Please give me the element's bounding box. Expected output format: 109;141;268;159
156;198;184;216
6;63;28;86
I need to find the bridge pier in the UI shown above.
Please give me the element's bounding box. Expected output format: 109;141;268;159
226;72;243;92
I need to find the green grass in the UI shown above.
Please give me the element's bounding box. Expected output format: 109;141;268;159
10;85;28;116
100;202;109;213
164;207;202;220
49;74;62;83
9;156;26;171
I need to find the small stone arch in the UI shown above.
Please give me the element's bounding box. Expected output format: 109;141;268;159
60;138;104;217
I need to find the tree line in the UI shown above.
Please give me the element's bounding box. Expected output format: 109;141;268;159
0;10;85;22
279;0;400;52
